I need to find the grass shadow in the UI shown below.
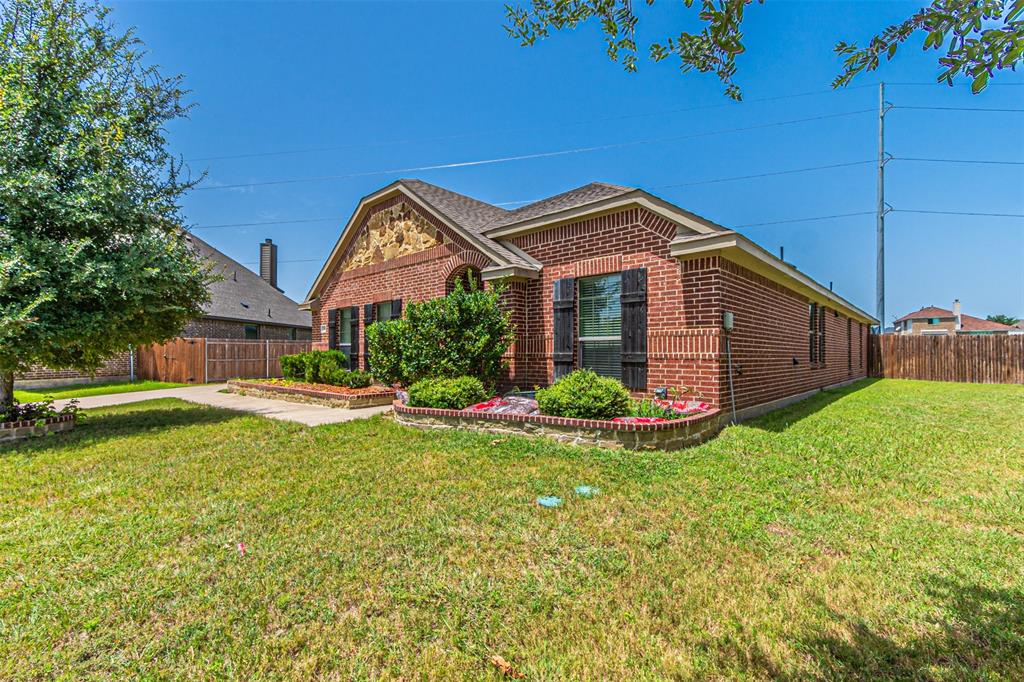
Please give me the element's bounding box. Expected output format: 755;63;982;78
802;574;1024;679
744;377;881;433
0;399;245;454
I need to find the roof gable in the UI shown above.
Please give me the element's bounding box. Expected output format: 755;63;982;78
186;233;311;328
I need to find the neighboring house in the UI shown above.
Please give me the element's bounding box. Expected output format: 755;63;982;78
893;300;1016;336
183;234;312;341
303;179;877;416
17;236;311;388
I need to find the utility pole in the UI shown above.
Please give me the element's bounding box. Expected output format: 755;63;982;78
876;82;891;332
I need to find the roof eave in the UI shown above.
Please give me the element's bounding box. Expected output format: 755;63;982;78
483;190;728;239
669;231;878;326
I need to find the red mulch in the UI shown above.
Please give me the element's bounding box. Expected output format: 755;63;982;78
247;379;392;396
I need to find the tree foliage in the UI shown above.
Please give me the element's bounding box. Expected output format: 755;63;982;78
986;313;1020;326
0;0;210;406
504;0;1024;100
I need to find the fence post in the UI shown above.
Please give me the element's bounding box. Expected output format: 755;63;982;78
265;339;270;378
203;339;209;384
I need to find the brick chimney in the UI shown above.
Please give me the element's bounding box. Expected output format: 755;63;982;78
259;238;278;290
953;298;961;331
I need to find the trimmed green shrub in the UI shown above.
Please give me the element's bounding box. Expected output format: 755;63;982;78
367;281;514;388
536;370;631;420
323;368;373;389
407;376;487;410
280;353;307;381
280;350;349;384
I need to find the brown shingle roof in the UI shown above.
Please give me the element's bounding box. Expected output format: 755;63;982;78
894;305;1015;332
490;182;635;228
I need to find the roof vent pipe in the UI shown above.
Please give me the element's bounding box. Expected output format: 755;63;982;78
259;238;279;290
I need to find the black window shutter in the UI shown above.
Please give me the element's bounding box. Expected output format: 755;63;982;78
552;278;575;380
327;308;338;350
620;268;648;390
363;303;374;371
348;306;360;370
392;298;402;319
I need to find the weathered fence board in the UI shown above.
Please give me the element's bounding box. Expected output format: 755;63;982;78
136;338;311;383
869;334;1024;384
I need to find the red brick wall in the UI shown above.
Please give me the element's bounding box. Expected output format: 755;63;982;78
718;258;869;411
16;351;131;384
508;208;722;404
182;318;310;340
311;193;495;370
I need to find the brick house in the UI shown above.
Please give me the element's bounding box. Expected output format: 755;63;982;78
893;300;1017;336
302;179;877;417
17;235;311;388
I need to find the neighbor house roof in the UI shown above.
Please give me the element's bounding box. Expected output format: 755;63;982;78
186;233;312;329
894;305;1015;332
894;306;956;323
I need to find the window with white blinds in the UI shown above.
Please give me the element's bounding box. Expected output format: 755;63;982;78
339;307;352;345
578;273;621;380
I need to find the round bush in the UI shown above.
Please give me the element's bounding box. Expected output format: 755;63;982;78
407;376;487;410
536;370;631;420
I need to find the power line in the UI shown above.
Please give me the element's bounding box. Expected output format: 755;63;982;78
734;211;875;228
893;209;1024;219
894;156;1024;166
194;108;874;192
895;105;1024;113
887;81;1024;86
185;84;878;164
193;217;338;230
654;160;873;189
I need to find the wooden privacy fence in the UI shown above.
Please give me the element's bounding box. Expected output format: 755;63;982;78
135;338;311;384
869;334;1024;384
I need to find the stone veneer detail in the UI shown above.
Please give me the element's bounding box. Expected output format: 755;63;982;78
342;202;443;272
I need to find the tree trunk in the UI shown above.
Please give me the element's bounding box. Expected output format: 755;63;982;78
0;370;13;416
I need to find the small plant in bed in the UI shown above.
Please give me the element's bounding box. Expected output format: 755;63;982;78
407;377;487;410
535;370;631;420
1;397;79;425
280;350;351;384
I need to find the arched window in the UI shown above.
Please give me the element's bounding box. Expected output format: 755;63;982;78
446;266;483;294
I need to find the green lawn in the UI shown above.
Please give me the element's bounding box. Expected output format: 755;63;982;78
1;379;1022;679
13;379;186;402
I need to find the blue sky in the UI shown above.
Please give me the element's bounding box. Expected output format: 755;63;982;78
112;0;1023;324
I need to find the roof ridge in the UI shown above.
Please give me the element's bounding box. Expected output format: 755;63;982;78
399;178;508;214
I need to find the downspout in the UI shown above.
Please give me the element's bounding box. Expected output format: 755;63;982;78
723;311;737;424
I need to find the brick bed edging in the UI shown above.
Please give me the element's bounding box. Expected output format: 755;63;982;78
226;380;395;409
393;401;725;451
0;413;76;443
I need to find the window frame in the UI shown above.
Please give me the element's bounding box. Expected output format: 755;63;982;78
577;273;623;380
375;301;393;324
244;324;259;340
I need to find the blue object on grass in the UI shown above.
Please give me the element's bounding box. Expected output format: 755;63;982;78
536;495;562;508
574;485;599;497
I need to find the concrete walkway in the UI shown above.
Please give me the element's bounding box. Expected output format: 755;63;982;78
54;384;392;426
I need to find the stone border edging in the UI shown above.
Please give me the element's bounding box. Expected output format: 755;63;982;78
393;400;724;450
1;413;76;443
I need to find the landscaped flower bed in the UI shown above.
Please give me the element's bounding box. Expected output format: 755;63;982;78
394;397;723;450
227;379;395;409
1;413;76;443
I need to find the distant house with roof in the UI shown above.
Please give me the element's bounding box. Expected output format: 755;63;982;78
893;300;1016;336
183;234;311;340
17;236;311;388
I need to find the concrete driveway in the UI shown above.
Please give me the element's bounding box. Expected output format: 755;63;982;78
54;384;392;426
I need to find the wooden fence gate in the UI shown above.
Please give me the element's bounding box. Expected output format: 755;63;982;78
868;334;1024;384
135;338;311;383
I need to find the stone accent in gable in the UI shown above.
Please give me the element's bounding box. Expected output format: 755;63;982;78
341;201;444;272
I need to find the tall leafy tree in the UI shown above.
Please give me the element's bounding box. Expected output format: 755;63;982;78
505;0;1024;100
0;0;210;410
